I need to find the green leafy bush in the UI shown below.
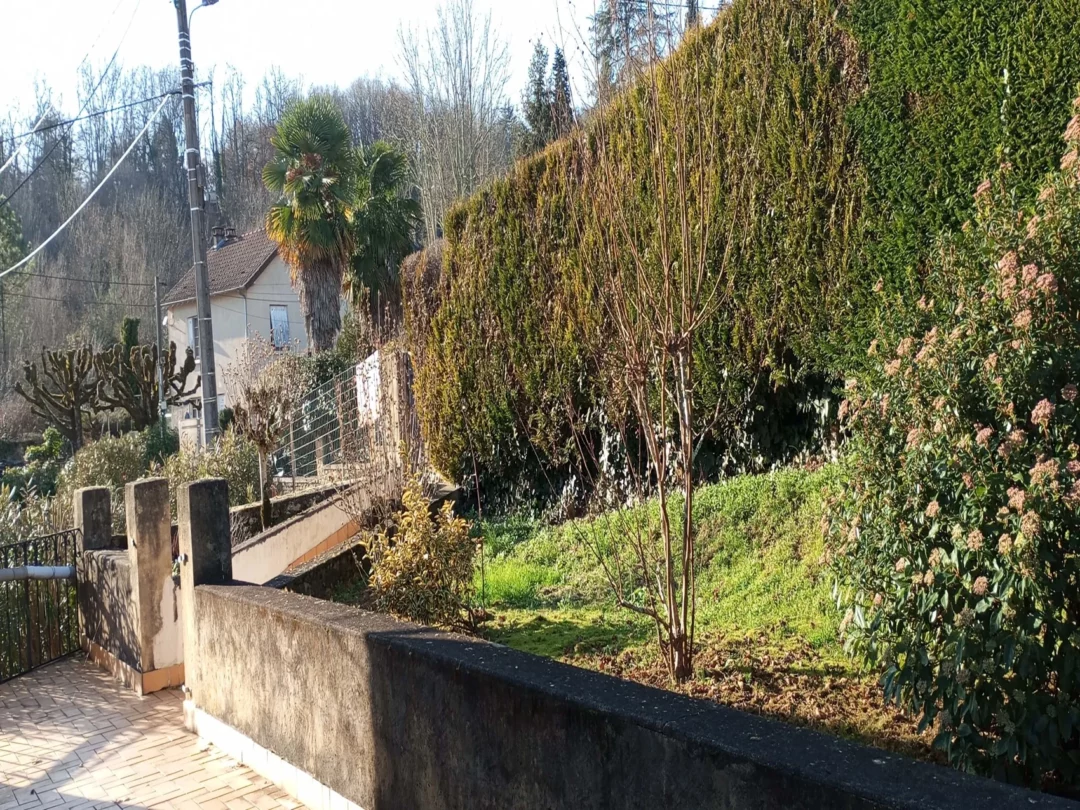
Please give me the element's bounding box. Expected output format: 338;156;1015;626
142;423;179;466
161;428;261;515
405;0;1080;507
1;427;65;498
367;478;477;630
0;485;67;546
55;431;149;533
831;104;1080;786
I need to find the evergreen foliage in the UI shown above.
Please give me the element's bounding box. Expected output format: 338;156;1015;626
550;48;574;138
0;197;25;269
521;42;554;155
405;0;1080;507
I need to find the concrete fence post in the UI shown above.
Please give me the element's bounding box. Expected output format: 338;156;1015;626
73;487;112;644
73;487;112;553
177;478;231;716
125;478;182;686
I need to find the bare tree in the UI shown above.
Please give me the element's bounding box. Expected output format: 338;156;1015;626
225;335;308;529
399;0;513;242
565;11;764;681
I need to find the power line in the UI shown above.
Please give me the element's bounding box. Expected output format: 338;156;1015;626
0;0;131;175
6;270;154;288
9;92;176;142
7;83;211;142
0;0;145;210
3;290;152;310
0;95;172;282
0;108;51;178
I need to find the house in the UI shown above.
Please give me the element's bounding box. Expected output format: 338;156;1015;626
163;227;307;447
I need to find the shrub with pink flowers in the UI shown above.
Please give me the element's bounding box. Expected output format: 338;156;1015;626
830;99;1080;787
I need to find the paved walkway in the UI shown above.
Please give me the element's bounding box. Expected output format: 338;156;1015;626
0;657;302;809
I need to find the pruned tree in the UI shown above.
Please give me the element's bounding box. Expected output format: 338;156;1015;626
14;347;97;450
95;341;200;430
226;336;307;529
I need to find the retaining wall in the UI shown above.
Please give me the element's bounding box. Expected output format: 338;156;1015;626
188;584;1072;810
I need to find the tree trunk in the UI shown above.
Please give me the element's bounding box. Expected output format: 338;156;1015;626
258;449;272;530
297;257;343;352
670;631;692;682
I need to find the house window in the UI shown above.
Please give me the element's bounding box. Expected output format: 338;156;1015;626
270;305;290;349
187;316;200;362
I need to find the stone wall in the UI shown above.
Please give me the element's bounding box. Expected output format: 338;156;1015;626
187;584;1070;810
75;483;185;695
79;550;138;670
228;484;341;547
265;537;368;600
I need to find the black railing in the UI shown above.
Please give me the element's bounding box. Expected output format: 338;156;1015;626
0;529;81;683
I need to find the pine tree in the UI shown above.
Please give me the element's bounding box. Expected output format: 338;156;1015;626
590;0;677;99
521;41;553;155
686;0;700;28
551;48;575;139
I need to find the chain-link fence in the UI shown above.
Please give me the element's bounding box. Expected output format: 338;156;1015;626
269;349;422;498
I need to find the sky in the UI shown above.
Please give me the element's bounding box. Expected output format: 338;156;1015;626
0;0;607;123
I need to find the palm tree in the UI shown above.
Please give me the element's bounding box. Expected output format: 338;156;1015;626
264;97;357;352
347;142;423;327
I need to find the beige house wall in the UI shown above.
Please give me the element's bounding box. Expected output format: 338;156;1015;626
166;255;307;446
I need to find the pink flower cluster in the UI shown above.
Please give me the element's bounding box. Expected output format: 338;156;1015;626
1029;457;1060;489
1031;398;1055;428
1007;487;1026;512
966;529;984;552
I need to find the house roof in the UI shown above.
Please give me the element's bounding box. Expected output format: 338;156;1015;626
163;229;279;306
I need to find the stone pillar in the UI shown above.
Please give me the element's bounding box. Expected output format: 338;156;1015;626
126;478;181;678
177;478;231;711
74;487;112;645
74;487;112;553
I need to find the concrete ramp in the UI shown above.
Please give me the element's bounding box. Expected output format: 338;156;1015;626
231;495;358;585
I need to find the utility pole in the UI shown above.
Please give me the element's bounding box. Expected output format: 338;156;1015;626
154;276;167;422
174;0;219;445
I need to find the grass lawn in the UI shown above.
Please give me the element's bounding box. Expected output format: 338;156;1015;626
475;465;935;763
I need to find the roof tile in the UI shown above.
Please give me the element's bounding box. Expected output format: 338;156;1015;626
163;229;278;305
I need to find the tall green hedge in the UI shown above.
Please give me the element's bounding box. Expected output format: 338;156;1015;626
843;0;1080;359
405;0;1080;501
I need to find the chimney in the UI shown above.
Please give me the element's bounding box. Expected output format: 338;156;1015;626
224;227;236;241
211;225;225;242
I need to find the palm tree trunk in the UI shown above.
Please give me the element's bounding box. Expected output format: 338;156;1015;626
298;258;343;352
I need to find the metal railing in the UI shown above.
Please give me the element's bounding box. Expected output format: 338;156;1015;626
0;529;81;683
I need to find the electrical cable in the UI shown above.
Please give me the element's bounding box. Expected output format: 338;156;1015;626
2;290;152;309
0;94;171;282
0;0;145;210
0;108;51;178
5;270;153;288
6;90;198;142
0;0;131;175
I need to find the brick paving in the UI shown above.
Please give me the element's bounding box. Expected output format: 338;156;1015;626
0;656;303;809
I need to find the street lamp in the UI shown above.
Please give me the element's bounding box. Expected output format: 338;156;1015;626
189;0;219;25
